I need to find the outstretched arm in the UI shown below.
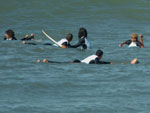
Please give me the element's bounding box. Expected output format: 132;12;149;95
140;34;144;48
120;42;126;47
70;38;85;48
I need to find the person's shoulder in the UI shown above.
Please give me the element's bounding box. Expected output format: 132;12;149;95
125;40;131;44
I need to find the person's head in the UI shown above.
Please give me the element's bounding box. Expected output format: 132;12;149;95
5;29;15;38
131;33;138;42
96;49;103;59
78;27;87;39
66;34;73;42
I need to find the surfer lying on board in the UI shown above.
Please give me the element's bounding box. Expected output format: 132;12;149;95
4;29;17;40
37;49;139;65
37;50;112;64
21;34;35;41
120;33;144;48
71;28;91;49
44;33;73;48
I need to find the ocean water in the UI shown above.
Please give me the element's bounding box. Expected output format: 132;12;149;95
0;0;150;113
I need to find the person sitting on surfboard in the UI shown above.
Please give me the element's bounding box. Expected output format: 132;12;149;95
37;49;112;64
120;33;144;48
4;29;17;40
21;34;35;41
71;28;91;49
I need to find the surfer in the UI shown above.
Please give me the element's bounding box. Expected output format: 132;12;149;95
4;29;17;40
37;49;139;65
120;33;144;48
21;34;35;41
44;33;73;48
37;49;112;64
71;28;91;49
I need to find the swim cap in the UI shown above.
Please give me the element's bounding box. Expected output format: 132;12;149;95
96;50;103;57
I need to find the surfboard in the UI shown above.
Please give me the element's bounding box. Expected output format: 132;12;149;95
42;30;62;47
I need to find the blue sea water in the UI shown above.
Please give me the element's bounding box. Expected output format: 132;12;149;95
0;0;150;113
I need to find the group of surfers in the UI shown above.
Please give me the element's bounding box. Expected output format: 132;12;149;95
3;28;144;65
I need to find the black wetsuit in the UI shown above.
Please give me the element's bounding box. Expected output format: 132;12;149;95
125;40;142;48
4;37;17;40
89;58;111;64
24;42;37;45
71;37;88;49
46;59;110;64
21;37;34;41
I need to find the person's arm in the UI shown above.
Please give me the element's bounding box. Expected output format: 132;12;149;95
139;34;144;48
120;40;131;47
70;38;85;48
61;42;68;48
120;42;126;47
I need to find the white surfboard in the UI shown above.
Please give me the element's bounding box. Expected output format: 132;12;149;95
42;30;62;47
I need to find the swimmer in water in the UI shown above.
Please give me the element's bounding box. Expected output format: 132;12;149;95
37;49;112;64
44;34;73;48
4;29;17;40
21;34;35;41
120;33;144;48
71;28;91;49
75;49;111;64
37;49;139;65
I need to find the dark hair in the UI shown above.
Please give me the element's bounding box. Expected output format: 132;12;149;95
66;34;73;41
78;27;87;38
6;29;15;38
96;50;103;57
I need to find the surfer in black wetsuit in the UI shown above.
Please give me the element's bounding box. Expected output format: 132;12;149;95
4;29;17;40
21;34;35;41
71;28;91;49
120;33;144;48
37;49;112;64
37;48;139;65
44;34;73;48
73;49;111;64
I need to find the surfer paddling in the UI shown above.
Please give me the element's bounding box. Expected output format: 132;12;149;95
37;49;112;64
120;33;144;48
37;49;139;65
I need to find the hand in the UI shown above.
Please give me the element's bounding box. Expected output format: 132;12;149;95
139;34;143;38
131;58;139;64
37;59;41;63
22;41;26;44
31;34;34;38
25;35;29;38
110;62;113;64
43;59;49;63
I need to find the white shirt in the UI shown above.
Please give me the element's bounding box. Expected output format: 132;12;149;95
81;55;98;64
